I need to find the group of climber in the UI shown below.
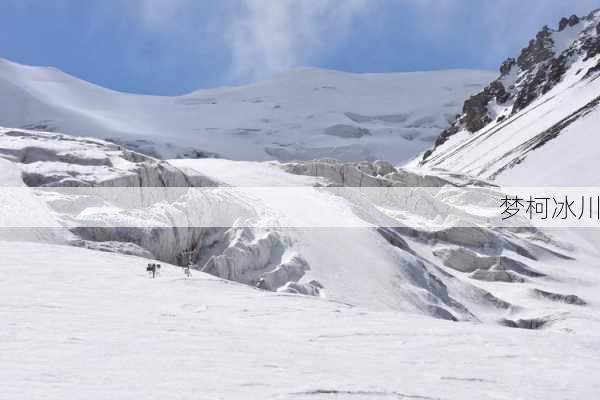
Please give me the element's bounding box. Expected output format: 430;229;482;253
146;262;193;279
146;263;162;279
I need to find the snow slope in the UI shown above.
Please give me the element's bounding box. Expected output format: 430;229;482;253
2;241;599;399
171;158;600;328
2;128;600;398
419;10;600;185
3;10;600;397
0;58;494;163
0;158;64;243
420;59;600;185
2;127;597;326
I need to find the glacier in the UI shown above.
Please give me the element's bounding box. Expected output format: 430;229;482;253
1;8;600;398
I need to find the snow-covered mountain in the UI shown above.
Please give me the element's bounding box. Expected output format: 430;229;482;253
3;9;600;398
418;9;600;186
1;127;595;325
0;58;494;163
2;127;600;398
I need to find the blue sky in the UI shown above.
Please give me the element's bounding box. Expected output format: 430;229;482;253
1;0;599;95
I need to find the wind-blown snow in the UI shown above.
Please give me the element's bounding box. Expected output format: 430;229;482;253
0;58;494;163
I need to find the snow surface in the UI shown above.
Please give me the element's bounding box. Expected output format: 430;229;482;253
0;158;65;242
0;58;495;164
1;128;600;398
166;159;600;325
171;159;426;311
497;88;600;186
2;32;600;397
2;241;599;399
2;127;597;323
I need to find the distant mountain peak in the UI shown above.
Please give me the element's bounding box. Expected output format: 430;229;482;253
0;57;494;164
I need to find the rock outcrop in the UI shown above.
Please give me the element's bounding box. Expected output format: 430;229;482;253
433;247;544;278
283;158;491;188
422;9;600;163
532;288;586;305
323;124;371;139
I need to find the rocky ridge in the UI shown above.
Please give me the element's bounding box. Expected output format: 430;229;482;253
422;9;600;163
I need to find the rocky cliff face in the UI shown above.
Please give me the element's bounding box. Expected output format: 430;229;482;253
422;9;600;163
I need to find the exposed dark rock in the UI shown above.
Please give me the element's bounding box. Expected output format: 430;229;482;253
585;59;600;78
532;289;586;305
559;18;569;31
373;160;396;176
428;124;459;151
494;257;545;277
461;80;511;132
471;269;525;283
513;67;547;113
71;239;154;258
284;159;465;188
433;229;501;252
421;12;600;164
344;112;411;124
543;56;568;94
433;247;544;277
517;26;554;70
559;15;580;31
582;34;600;61
421;148;434;161
434;248;486;273
178;149;221;159
501;317;549;330
323;124;371;139
414;265;477;320
500;58;516;76
490;80;510;103
568;14;580;27
462;92;493;133
377;227;415;255
427;305;458;322
278;280;323;296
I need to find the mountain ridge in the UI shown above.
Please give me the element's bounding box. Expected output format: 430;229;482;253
0;57;494;164
418;9;600;185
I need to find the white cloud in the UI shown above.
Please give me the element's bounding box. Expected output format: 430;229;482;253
228;0;368;81
125;0;600;85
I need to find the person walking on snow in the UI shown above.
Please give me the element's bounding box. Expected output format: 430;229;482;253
146;263;160;279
